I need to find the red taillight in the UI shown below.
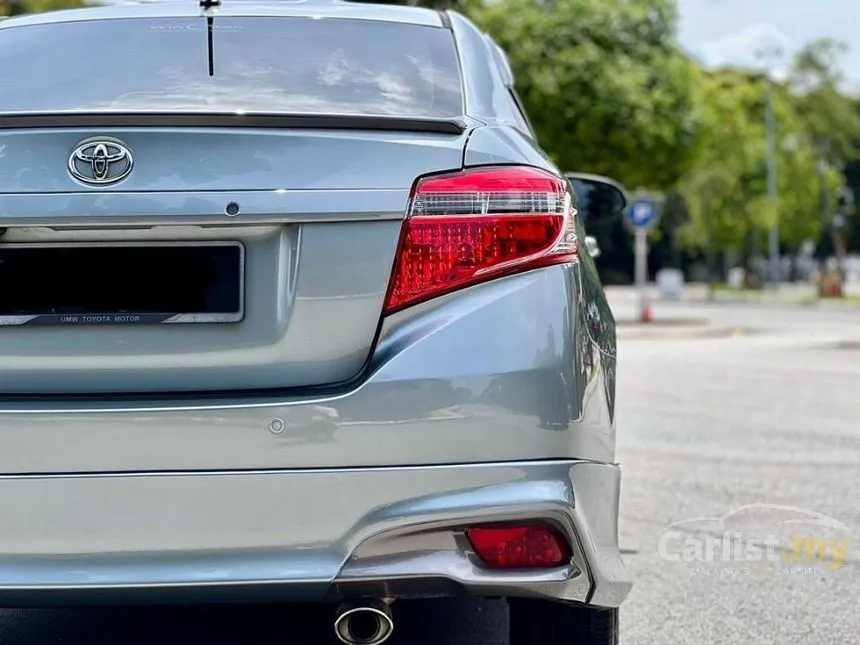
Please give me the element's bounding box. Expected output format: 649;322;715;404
383;166;577;314
465;525;571;569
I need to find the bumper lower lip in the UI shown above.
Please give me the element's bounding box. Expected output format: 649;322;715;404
0;460;630;608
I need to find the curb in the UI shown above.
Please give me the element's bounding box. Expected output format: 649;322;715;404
615;317;710;328
680;296;816;306
679;295;860;308
816;299;860;309
617;325;750;341
812;340;860;351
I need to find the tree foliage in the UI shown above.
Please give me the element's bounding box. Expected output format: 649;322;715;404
675;67;841;254
673;40;856;258
469;0;699;189
789;39;860;165
0;0;84;16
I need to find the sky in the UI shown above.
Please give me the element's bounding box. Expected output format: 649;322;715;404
677;0;860;88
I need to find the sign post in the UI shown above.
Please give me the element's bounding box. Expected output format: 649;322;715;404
625;192;661;323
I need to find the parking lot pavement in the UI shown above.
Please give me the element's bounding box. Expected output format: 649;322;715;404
616;299;860;645
2;297;859;644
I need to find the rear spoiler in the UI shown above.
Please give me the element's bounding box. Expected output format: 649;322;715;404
0;112;469;135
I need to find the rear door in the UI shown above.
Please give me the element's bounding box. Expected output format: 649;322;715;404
0;13;468;394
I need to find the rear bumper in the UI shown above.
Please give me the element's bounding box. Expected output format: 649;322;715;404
0;266;617;474
0;460;631;608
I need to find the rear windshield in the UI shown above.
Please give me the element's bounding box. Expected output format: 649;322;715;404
0;17;464;118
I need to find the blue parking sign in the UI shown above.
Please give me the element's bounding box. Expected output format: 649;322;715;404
627;197;658;229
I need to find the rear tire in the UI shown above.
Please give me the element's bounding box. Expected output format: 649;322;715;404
508;598;618;645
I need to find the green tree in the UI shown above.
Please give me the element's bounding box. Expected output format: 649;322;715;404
0;0;84;15
790;39;860;165
351;0;474;9
678;69;765;262
469;0;699;189
788;39;860;287
676;67;837;267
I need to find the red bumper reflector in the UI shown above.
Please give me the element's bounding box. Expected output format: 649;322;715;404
465;525;570;569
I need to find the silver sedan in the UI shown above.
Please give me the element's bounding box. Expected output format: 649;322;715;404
0;1;630;643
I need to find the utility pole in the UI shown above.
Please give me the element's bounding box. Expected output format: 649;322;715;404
757;42;783;288
833;184;853;284
764;75;780;286
819;156;830;235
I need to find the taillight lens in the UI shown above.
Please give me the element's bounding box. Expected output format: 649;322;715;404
383;165;577;314
465;525;571;569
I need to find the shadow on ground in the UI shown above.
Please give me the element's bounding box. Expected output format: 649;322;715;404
0;598;508;645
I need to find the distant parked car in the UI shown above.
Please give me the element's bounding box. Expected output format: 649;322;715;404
0;2;630;644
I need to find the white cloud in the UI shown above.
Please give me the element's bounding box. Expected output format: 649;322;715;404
698;22;793;77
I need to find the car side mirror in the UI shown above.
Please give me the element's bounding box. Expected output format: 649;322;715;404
584;235;601;259
565;172;628;223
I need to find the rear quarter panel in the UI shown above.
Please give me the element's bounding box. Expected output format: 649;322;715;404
462;121;618;434
452;6;619;429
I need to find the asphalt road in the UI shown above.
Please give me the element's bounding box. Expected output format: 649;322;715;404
2;292;859;644
613;291;860;645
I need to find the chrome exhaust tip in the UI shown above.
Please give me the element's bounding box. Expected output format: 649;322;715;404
333;599;394;645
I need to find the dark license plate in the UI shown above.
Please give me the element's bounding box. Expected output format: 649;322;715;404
0;242;244;326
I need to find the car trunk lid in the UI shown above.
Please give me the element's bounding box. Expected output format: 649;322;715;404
0;13;470;394
0;127;467;394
